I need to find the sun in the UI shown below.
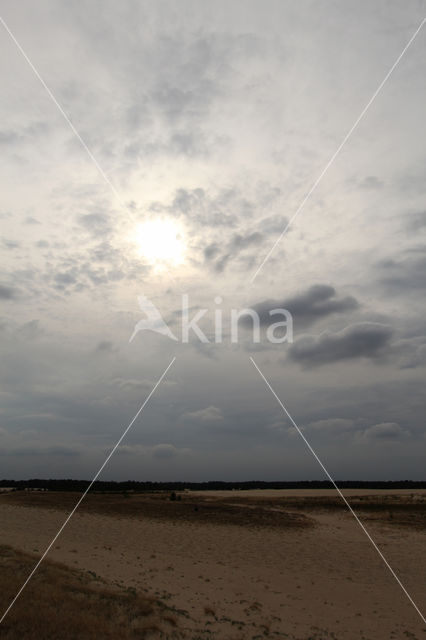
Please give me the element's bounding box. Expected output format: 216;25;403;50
135;218;186;266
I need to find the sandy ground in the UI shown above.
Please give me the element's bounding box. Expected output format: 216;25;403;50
0;493;425;639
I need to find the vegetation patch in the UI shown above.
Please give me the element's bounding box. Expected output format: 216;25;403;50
0;545;182;639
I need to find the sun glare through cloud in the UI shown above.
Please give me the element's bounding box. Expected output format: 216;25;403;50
135;218;186;267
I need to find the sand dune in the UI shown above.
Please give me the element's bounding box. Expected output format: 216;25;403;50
0;491;425;639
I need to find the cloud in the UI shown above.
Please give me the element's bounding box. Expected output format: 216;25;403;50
303;419;411;444
288;322;393;367
212;232;263;272
17;320;44;340
166;187;239;228
182;406;223;422
147;185;282;273
0;122;49;147
307;418;355;433
54;271;78;288
0;130;19;145
152;444;179;459
116;444;188;459
78;212;112;236
378;253;426;293
114;31;265;162
204;243;220;261
25;216;40;225
116;445;148;456
389;337;426;369
359;175;383;190
2;239;20;250
249;284;359;329
113;377;177;391
406;211;426;232
47;445;82;456
95;340;116;354
360;422;410;442
230;232;263;251
0;445;81;457
0;284;18;299
258;214;287;234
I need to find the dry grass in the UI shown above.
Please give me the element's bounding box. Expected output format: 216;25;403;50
1;491;314;530
253;494;426;529
0;545;181;639
219;493;426;529
4;489;426;530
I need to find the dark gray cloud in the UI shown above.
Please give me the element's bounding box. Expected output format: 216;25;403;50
288;322;393;367
250;285;359;328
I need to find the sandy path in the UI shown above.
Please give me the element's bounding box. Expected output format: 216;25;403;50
0;503;425;639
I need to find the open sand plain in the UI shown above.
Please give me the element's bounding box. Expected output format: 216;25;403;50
0;489;425;639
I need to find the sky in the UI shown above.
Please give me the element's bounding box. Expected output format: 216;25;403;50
0;0;425;481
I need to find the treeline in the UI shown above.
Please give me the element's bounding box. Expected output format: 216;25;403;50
1;479;426;492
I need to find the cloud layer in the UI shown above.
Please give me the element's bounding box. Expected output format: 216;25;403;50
0;1;425;480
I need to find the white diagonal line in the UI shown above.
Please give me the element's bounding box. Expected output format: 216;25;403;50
0;15;124;208
250;356;426;625
0;356;176;625
250;17;426;284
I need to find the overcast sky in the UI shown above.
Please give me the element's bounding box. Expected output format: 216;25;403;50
0;0;425;481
